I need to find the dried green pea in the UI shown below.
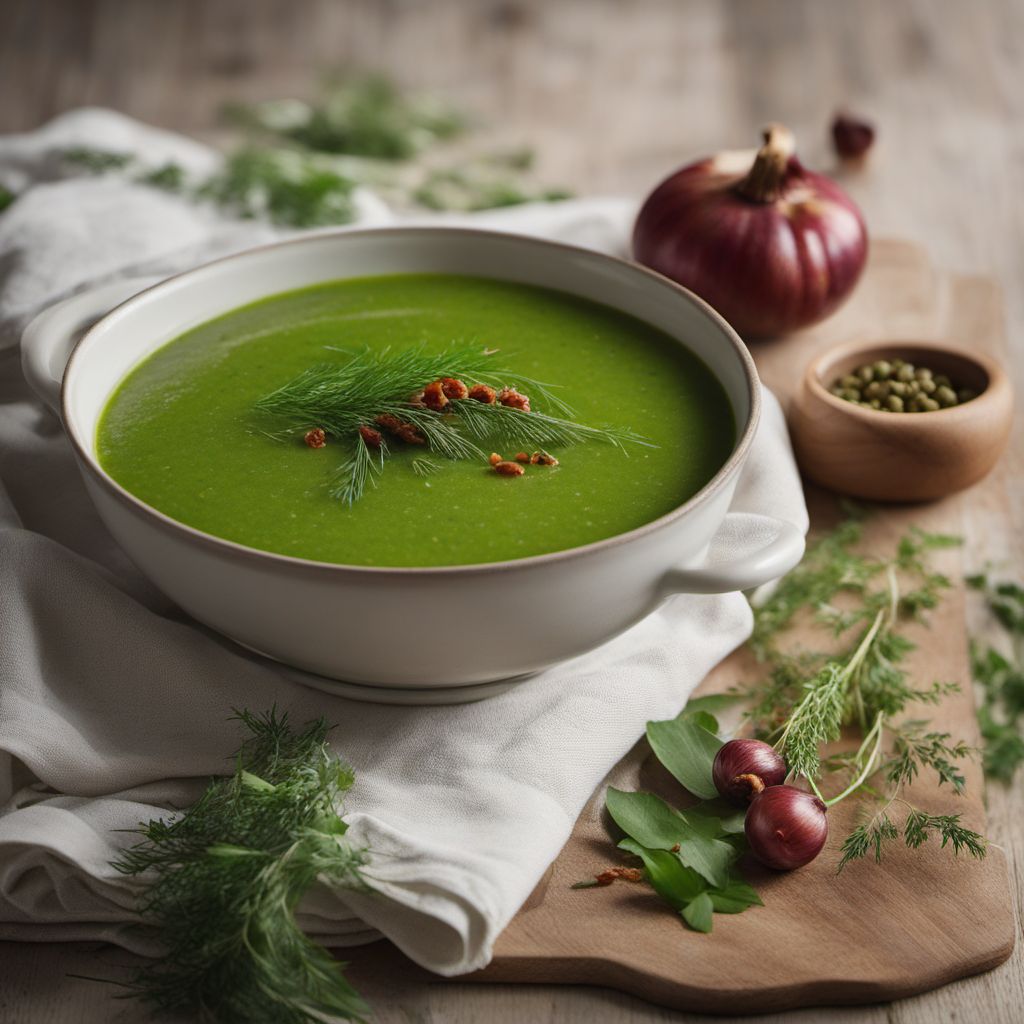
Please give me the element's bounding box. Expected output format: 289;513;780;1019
873;360;893;379
896;364;916;382
958;388;977;404
840;374;862;390
934;374;951;388
864;380;889;400
889;381;908;397
885;395;904;412
914;367;933;382
857;365;875;383
919;377;937;394
840;388;861;402
935;385;958;407
869;398;881;409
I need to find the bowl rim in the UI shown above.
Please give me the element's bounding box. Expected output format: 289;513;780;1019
805;337;1009;422
62;224;761;578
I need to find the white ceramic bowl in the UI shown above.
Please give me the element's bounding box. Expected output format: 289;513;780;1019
21;227;803;701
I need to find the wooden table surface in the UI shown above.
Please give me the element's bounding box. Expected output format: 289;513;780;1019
0;1;1020;1021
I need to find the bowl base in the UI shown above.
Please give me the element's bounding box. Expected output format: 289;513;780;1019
233;637;533;704
278;666;526;705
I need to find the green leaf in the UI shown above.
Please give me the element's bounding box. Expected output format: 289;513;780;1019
684;799;747;835
606;788;690;848
679;694;743;717
682;710;719;734
672;833;737;890
646;717;722;800
681;892;714;933
707;875;763;914
618;838;705;908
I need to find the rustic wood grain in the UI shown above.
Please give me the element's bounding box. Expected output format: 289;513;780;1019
0;1;1021;1022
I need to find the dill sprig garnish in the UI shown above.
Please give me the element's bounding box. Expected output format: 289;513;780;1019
742;511;987;870
113;709;370;1024
255;343;649;505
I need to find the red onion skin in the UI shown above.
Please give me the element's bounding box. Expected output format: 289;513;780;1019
632;133;868;338
712;739;787;805
744;785;828;871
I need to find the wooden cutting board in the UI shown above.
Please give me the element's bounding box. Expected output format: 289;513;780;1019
347;240;1016;1013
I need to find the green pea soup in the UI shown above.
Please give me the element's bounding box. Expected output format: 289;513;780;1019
97;273;735;567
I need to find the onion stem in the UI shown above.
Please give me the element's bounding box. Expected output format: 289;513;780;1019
735;123;796;203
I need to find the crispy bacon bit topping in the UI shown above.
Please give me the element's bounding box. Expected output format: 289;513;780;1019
358;425;383;449
468;383;497;404
422;380;449;411
375;413;402;433
439;377;469;400
594;867;644;886
489;452;502;466
497;386;530;412
494;460;525;477
375;413;425;445
514;452;529;463
530;450;558;466
304;427;327;449
396;423;426;445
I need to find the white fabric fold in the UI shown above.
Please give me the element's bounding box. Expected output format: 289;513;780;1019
0;109;808;975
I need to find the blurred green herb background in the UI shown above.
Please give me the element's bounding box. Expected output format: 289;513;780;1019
55;75;571;228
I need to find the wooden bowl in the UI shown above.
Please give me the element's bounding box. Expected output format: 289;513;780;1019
789;339;1013;502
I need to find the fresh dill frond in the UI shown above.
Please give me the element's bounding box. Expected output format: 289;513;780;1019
411;456;441;477
225;75;467;161
199;148;357;227
902;808;987;857
741;509;985;868
255;344;494;435
968;572;1024;781
884;722;972;794
838;815;899;869
328;431;386;506
113;708;370;1024
255;344;649;504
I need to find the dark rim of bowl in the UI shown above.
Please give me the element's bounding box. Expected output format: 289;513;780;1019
808;338;1002;421
62;225;761;577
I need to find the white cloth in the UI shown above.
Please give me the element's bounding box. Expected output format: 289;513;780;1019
0;109;808;975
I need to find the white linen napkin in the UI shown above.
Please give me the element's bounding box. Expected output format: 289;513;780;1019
0;109;808;975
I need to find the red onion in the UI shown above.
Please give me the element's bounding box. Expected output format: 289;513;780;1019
712;739;787;805
632;123;868;337
744;785;828;871
831;112;876;160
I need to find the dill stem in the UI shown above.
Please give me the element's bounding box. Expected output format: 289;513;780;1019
825;712;885;808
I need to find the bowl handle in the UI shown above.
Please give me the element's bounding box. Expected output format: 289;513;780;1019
20;276;164;415
663;513;805;595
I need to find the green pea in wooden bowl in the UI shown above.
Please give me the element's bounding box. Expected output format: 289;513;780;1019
788;339;1013;502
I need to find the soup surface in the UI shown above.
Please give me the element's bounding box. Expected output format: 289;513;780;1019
97;274;735;566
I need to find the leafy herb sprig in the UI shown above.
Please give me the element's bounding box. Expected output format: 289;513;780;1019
113;709;370;1024
741;513;986;870
255;343;648;505
968;573;1024;781
579;513;989;931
